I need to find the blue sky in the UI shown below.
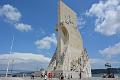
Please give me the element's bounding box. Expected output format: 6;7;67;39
0;0;120;70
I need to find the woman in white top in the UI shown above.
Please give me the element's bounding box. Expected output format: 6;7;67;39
44;74;47;80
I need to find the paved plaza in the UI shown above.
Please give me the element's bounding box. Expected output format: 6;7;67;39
0;77;119;80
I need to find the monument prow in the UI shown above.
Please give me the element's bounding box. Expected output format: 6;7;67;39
48;0;91;79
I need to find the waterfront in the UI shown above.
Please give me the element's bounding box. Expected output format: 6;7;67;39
0;0;120;80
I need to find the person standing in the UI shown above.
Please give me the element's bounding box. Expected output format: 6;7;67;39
60;76;64;80
60;73;64;80
44;74;47;80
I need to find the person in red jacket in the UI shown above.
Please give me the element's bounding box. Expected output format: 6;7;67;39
48;72;52;79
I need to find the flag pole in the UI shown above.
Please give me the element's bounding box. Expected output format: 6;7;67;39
6;35;14;77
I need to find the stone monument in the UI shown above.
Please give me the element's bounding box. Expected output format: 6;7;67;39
48;0;91;79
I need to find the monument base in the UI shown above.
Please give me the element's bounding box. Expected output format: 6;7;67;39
50;70;87;79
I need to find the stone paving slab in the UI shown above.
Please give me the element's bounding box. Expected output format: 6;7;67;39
0;77;119;80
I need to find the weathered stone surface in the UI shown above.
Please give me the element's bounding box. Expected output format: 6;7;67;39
48;0;91;79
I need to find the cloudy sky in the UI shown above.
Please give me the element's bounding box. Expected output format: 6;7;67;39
0;0;120;71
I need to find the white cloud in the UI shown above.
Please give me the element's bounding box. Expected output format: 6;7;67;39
0;4;32;32
35;33;57;49
77;17;86;29
99;42;120;58
0;4;21;22
15;23;32;32
87;0;120;36
90;58;120;64
90;58;120;69
0;52;50;64
90;58;106;64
